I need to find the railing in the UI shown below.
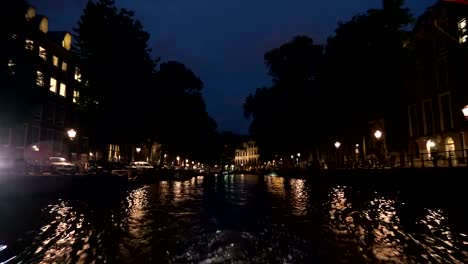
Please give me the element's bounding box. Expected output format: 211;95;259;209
337;150;468;169
407;150;467;168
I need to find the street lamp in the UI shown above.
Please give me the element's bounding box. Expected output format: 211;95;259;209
334;141;341;168
374;130;382;140
67;129;77;140
67;129;77;161
463;105;468;120
136;147;141;153
176;156;180;166
334;141;341;149
297;153;301;157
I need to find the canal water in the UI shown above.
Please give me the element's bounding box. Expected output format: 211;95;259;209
0;174;467;263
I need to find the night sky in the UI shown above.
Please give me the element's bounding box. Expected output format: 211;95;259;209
29;0;435;134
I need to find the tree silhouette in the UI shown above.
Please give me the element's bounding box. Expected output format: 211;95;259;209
73;0;157;147
244;36;324;161
322;0;413;151
153;61;218;163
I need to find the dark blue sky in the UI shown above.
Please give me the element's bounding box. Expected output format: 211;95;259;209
30;0;434;134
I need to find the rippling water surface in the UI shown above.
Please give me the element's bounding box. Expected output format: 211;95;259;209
1;174;468;263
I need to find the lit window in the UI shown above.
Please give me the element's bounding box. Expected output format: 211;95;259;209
59;83;66;97
73;91;80;103
459;18;467;32
459;18;468;44
52;56;59;67
25;39;34;50
461;35;468;44
39;46;46;60
50;78;57;93
61;62;67;72
36;71;44;87
74;67;82;82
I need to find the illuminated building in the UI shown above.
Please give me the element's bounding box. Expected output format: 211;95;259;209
0;4;88;167
234;141;260;169
406;0;468;166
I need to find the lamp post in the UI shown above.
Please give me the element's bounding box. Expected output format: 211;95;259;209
374;130;383;167
297;153;301;167
67;129;77;161
176;156;180;166
136;147;141;161
335;141;341;168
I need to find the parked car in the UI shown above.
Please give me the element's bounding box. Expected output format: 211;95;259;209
46;157;79;175
129;161;154;171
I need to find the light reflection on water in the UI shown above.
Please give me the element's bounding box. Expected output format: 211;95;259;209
1;174;468;263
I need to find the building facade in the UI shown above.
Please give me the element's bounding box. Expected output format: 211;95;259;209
0;4;88;169
406;0;468;166
235;141;260;169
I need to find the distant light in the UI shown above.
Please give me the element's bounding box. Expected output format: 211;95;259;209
89;152;93;156
32;145;39;152
164;154;167;158
136;148;141;153
335;141;341;149
176;156;180;161
463;105;468;118
291;155;294;159
356;144;359;147
297;153;301;157
374;130;382;140
67;129;77;140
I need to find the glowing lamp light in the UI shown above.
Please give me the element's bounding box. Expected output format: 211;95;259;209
297;153;301;157
428;140;436;148
176;156;180;161
67;129;77;140
374;130;383;140
32;145;39;152
462;105;468;119
136;148;141;153
89;152;93;156
334;141;341;149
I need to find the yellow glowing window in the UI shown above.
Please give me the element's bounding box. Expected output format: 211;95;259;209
50;78;57;93
25;39;34;50
73;91;80;103
59;83;66;97
36;71;44;87
39;46;46;60
52;56;59;67
74;67;82;82
459;18;467;31
62;62;67;72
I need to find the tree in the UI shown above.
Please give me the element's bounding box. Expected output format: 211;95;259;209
244;36;324;161
73;0;156;147
322;0;413;151
153;61;218;163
